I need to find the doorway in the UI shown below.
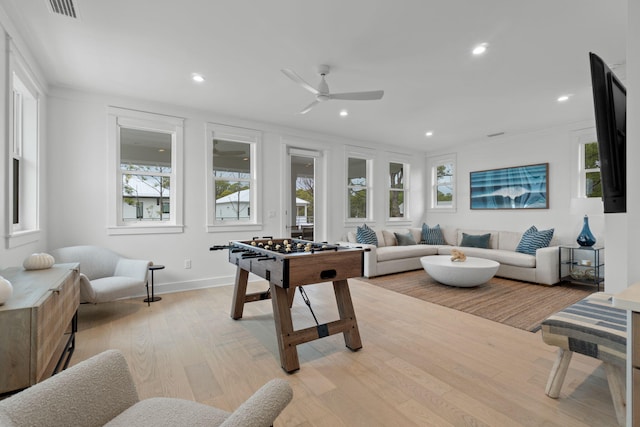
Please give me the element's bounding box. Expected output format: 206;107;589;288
287;148;321;241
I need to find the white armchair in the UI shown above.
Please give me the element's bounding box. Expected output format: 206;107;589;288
0;349;293;427
50;245;152;304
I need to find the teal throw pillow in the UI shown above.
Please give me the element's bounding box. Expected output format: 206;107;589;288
420;223;446;245
460;233;491;249
516;226;554;255
395;231;416;246
356;224;378;246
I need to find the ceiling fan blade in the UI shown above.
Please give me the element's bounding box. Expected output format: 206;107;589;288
299;100;320;114
329;90;384;101
281;69;319;95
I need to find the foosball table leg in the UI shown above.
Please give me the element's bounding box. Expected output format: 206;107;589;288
333;279;363;351
231;267;249;319
270;282;300;373
287;286;296;308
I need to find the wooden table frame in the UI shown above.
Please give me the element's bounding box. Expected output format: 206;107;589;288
231;266;362;373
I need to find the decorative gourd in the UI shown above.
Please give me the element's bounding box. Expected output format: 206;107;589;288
23;253;55;270
0;276;12;305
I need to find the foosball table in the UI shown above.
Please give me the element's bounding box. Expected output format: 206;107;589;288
211;238;365;373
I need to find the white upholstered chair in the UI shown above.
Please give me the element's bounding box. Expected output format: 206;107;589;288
0;349;293;427
50;245;152;304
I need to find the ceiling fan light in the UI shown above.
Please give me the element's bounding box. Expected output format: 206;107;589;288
191;73;205;83
472;43;488;55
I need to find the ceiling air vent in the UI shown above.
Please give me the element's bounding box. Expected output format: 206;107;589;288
48;0;78;19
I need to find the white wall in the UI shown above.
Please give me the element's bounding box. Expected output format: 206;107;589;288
426;122;604;244
45;88;427;294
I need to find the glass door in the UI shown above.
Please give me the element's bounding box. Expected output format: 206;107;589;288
287;148;322;241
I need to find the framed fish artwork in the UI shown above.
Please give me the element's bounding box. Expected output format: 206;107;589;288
470;163;549;209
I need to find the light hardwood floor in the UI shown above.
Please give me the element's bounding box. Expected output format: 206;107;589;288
73;279;617;426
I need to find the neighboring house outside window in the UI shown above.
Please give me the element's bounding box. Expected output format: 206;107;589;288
206;123;261;232
427;154;456;212
107;107;184;235
7;39;42;248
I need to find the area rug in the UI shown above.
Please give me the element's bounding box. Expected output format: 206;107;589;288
359;269;595;332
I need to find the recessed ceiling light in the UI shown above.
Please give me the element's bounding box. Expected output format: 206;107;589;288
339;110;348;117
191;73;205;83
425;131;434;137
472;43;488;55
557;95;570;102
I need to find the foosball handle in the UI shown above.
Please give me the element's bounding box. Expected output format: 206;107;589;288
210;245;232;251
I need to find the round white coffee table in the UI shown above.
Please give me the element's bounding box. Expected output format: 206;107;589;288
420;255;499;287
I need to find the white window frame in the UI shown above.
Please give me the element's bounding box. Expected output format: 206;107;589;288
570;128;603;214
206;123;262;232
7;38;42;248
427;153;456;213
345;148;374;223
577;131;601;198
107;107;184;235
386;155;410;223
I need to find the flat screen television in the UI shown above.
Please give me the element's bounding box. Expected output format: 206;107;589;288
589;52;626;213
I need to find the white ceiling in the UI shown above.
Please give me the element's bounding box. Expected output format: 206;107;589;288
2;0;627;152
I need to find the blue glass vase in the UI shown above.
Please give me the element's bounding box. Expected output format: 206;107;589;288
576;215;596;247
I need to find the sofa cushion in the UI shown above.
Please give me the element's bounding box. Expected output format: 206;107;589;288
498;230;523;251
356;224;378;246
457;229;498;248
409;227;423;244
460;233;491;249
106;397;230;427
376;245;439;262
441;227;457;246
395;231;417;246
516;226;554;255
421;223;446;245
382;229;399;246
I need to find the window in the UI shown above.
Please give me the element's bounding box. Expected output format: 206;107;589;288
7;40;42;248
428;154;456;212
581;140;602;198
107;107;184;234
388;161;409;220
121;129;172;222
206;123;261;232
347;156;371;220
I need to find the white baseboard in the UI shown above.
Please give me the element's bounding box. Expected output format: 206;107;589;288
131;275;265;299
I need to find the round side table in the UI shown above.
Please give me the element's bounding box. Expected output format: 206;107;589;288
145;264;165;305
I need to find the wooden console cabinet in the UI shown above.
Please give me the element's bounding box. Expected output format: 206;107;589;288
0;263;79;394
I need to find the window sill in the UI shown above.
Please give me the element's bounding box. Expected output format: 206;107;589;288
7;229;41;248
207;223;263;233
427;207;457;213
344;218;373;224
108;224;184;235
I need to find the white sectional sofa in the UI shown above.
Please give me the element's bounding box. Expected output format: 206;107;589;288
338;226;560;285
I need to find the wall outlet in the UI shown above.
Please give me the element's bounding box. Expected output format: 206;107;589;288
184;259;191;269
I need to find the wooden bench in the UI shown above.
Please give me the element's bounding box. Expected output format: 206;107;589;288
541;292;626;426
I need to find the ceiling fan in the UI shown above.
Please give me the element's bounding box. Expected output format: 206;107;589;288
281;65;384;114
